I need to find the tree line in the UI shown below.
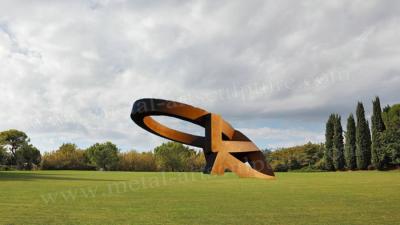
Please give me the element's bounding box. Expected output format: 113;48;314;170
1;96;398;172
254;97;399;172
41;141;205;171
0;132;205;171
0;128;325;172
323;97;400;171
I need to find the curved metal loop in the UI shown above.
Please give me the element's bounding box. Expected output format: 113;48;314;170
131;98;275;180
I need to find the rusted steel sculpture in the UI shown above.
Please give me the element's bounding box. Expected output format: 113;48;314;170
131;98;275;180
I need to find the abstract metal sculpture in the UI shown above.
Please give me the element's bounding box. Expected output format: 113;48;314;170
130;98;275;180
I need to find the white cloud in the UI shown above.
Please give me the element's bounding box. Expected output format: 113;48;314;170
239;127;324;149
0;0;399;151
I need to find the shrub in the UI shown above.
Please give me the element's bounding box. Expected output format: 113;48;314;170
118;151;157;171
41;143;93;170
272;162;288;172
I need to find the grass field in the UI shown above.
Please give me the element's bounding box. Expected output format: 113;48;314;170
0;170;399;225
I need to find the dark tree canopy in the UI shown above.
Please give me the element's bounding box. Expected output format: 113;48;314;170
15;143;41;170
356;102;372;170
0;129;34;166
86;142;119;171
324;114;335;171
372;97;386;132
0;130;29;163
366;120;372;166
344;114;357;170
333;115;345;170
371;97;388;169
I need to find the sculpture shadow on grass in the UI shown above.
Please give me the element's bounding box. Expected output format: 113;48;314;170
0;172;125;182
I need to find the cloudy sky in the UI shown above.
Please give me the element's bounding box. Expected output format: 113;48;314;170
0;0;399;152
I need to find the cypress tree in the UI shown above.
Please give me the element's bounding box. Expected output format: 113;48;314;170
344;114;357;170
324;114;335;171
371;96;386;169
356;102;372;169
333;115;345;170
366;120;372;166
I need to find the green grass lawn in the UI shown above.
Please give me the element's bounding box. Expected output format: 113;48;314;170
0;170;399;225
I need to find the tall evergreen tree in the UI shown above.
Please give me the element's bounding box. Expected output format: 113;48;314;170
366;120;372;166
356;102;372;169
371;96;386;169
324;114;335;171
333;115;345;170
344;114;357;170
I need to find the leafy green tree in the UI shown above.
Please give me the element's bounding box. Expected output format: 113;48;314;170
356;102;372;170
380;129;400;168
333;115;345;170
303;142;324;167
154;142;196;172
371;97;387;169
324;114;335;171
0;129;29;164
382;104;400;168
15;143;41;170
382;104;400;129
59;143;78;153
344;114;357;170
86;142;119;171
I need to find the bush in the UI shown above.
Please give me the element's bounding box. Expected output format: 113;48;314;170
272;163;289;172
314;159;327;170
268;143;325;172
118;151;157;171
0;165;17;171
185;152;205;172
41;143;93;170
367;165;376;170
154;142;199;172
292;167;326;172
